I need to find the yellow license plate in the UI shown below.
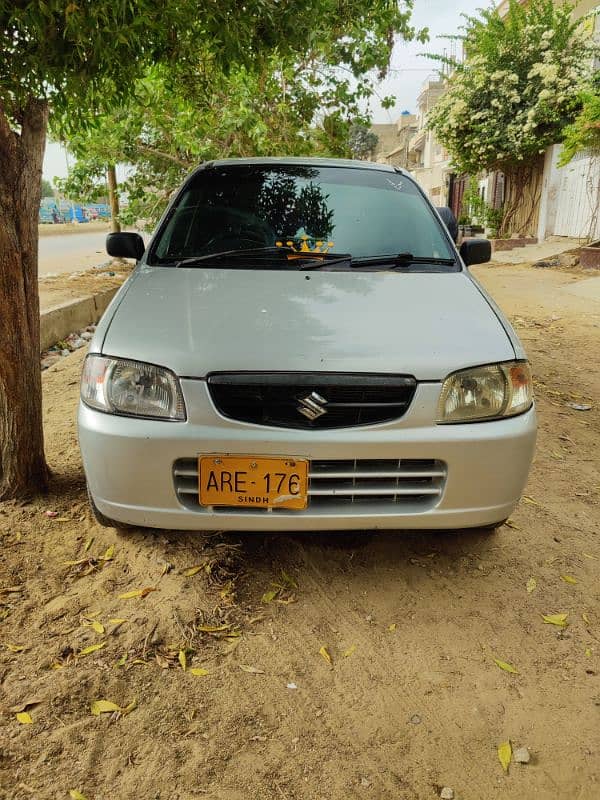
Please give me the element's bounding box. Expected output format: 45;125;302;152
198;455;309;510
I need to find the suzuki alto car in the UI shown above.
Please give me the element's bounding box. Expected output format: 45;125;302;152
79;158;536;531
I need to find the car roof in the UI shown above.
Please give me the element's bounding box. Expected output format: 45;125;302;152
200;156;407;175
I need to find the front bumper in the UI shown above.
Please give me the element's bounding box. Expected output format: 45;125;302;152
78;380;537;531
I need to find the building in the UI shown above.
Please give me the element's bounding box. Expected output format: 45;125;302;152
406;80;452;205
368;82;453;207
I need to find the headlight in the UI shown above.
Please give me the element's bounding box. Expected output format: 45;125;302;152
437;361;533;423
81;355;186;420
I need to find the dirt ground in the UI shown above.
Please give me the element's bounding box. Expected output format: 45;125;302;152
38;222;111;238
39;263;132;312
1;260;599;800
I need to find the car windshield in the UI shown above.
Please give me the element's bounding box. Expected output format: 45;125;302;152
150;163;456;270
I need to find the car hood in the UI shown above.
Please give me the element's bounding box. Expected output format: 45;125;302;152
101;266;515;380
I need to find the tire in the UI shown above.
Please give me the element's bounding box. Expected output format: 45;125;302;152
87;485;133;530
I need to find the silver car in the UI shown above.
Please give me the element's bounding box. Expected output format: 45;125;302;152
79;158;536;531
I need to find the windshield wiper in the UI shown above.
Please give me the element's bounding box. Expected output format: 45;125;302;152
352;252;457;269
171;246;351;269
172;246;288;267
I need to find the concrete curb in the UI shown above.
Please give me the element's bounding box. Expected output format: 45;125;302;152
40;288;118;352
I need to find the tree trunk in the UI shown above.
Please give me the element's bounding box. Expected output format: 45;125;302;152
0;99;49;500
107;164;121;233
498;159;544;238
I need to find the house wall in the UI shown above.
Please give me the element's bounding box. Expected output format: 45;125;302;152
369;124;402;162
538;145;600;240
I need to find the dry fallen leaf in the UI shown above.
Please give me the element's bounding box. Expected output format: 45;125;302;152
83;538;94;553
522;495;540;506
582;613;591;625
83;619;105;635
6;643;25;653
90;700;121;716
69;791;89;800
526;577;537;594
183;564;204;577
561;575;578;585
100;544;115;561
238;664;265;675
79;642;106;657
494;658;519;674
343;645;356;658
178;650;187;671
122;698;137;716
319;646;333;666
261;588;279;604
196;624;231;633
498;740;512;773
118;587;156;600
504;519;521;530
279;570;299;589
388;623;397;632
16;712;33;725
542;613;569;628
190;668;209;677
585;647;592;657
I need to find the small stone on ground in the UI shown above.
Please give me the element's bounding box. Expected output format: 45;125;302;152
440;789;454;800
514;746;531;764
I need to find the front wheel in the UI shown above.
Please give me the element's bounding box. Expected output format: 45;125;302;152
87;485;133;530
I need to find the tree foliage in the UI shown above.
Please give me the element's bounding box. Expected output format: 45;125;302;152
427;0;595;177
348;124;379;158
41;178;54;198
559;71;600;164
54;8;427;227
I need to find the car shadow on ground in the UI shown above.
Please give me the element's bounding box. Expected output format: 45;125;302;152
45;464;504;602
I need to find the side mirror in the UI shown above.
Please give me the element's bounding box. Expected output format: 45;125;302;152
459;238;492;266
436;206;458;242
106;232;145;260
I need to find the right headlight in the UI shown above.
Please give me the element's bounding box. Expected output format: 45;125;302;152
81;354;186;421
437;361;533;424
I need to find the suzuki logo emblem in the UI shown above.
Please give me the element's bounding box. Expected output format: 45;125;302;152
297;391;328;420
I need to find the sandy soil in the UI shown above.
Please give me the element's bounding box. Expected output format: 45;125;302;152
38;222;111;238
39;263;132;313
1;261;599;800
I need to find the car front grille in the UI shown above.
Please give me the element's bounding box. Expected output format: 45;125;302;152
173;458;446;514
207;373;417;429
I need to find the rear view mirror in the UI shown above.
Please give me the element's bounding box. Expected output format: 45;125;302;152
106;232;145;260
459;238;492;266
436;206;458;242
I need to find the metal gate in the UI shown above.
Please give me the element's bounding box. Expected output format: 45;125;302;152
553;150;600;239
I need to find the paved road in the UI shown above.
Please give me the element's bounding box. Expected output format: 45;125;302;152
38;231;112;276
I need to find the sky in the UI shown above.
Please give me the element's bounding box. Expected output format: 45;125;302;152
42;0;484;180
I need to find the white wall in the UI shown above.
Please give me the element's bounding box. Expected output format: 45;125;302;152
537;144;600;241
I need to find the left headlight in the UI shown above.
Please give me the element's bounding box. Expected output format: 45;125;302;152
81;355;186;421
437;361;533;424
